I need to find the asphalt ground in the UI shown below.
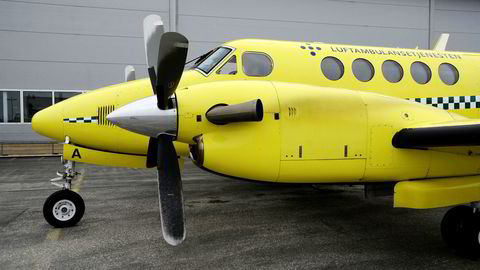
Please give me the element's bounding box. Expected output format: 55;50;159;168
0;157;479;269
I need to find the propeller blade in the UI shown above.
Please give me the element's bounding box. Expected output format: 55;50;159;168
124;65;135;82
146;137;158;168
143;14;164;92
156;134;185;246
155;32;189;109
144;15;164;68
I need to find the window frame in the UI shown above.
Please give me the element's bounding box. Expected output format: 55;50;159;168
195;46;236;77
0;89;84;124
241;51;274;77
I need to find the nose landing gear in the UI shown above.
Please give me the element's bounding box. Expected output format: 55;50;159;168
441;203;480;258
43;159;85;227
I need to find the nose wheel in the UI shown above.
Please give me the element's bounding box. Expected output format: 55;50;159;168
43;189;85;227
43;158;85;227
441;204;480;257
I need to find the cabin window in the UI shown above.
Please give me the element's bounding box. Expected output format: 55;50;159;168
216;55;237;75
242;52;273;77
352;58;374;82
411;61;432;84
321;57;344;81
438;63;459;85
382;60;403;83
23;91;52;123
196;47;232;75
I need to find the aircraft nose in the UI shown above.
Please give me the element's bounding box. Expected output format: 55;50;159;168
107;95;177;137
32;104;64;141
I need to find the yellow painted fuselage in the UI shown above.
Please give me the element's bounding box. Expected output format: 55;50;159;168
33;39;480;187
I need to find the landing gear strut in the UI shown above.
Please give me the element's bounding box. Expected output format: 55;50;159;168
441;203;480;257
43;158;85;227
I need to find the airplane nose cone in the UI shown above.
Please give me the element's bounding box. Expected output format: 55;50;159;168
32;104;64;141
107;96;177;137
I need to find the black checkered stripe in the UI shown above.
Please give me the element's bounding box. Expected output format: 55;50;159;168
408;96;480;110
63;116;98;123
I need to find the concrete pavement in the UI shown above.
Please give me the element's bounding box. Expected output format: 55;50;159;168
0;157;478;269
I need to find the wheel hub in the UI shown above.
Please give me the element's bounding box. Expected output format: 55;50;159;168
53;199;76;221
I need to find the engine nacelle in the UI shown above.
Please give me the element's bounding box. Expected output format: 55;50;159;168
179;81;480;183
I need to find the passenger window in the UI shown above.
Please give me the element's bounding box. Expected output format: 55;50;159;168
321;57;344;81
439;63;459;85
382;60;403;83
216;56;237;75
352;58;374;82
242;52;273;77
411;61;432;84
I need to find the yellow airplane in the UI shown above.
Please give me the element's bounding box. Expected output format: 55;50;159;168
32;14;480;255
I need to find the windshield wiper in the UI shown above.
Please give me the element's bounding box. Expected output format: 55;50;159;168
185;49;214;67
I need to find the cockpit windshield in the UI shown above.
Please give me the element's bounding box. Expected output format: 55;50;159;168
195;47;232;75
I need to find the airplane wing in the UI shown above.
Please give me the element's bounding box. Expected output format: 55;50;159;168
392;119;480;150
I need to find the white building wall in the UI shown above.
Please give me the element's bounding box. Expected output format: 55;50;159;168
433;0;480;52
178;0;430;59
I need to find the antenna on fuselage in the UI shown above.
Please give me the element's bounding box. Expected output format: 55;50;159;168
124;65;135;82
433;33;450;51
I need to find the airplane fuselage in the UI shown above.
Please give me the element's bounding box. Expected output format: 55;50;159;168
33;39;480;184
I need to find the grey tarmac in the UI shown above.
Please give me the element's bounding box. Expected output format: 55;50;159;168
0;157;478;269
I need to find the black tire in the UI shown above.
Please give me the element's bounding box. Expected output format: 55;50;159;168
441;205;480;257
43;189;85;228
469;212;480;257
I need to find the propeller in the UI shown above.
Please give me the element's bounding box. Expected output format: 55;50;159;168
143;15;188;245
111;14;262;246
